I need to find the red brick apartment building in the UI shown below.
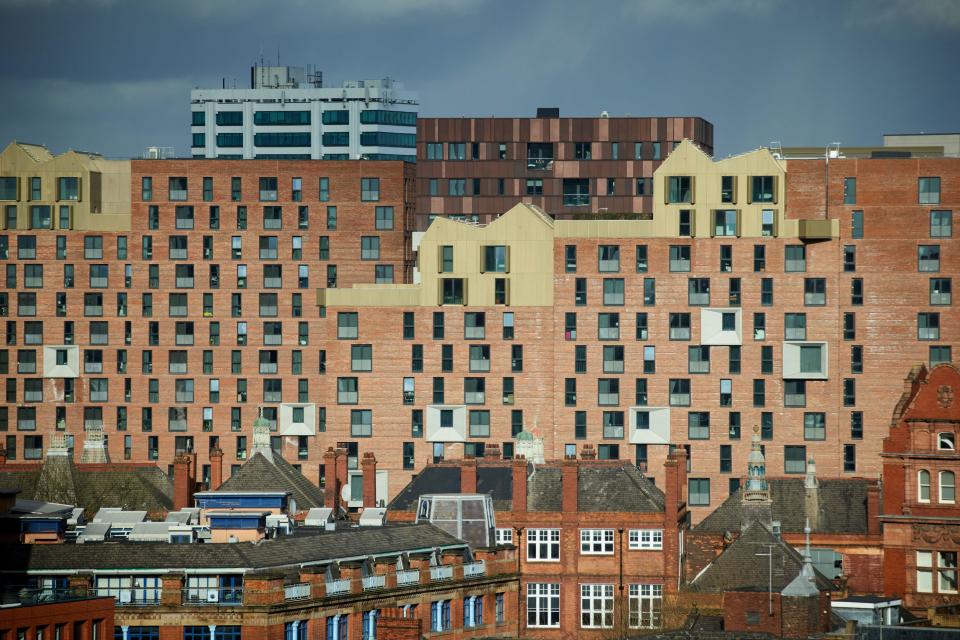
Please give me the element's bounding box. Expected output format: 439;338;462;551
1;137;958;520
387;446;689;637
881;362;960;611
415;110;713;229
0;595;115;640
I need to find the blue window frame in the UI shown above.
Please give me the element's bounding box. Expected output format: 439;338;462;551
327;614;349;640
432;600;452;631
183;628;210;640
284;621;308;640
465;595;484;627
362;610;378;640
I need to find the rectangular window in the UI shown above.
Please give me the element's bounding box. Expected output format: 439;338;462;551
527;528;560;561
580;529;614;555
361;177;380;202
669;245;691;272
688;411;710;439
919;245;941;272
667;176;692;203
603;278;624;305
785;245;806;272
919;312;940;340
527;583;560;628
804;278;826;306
843;177;856;204
804;412;826;440
852;210;864;238
688;278;710;305
919;177;941;205
688;478;710;506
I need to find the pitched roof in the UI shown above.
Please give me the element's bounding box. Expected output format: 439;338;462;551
388;462;665;513
216;451;326;510
687;521;833;593
0;460;172;516
0;523;464;573
693;478;872;535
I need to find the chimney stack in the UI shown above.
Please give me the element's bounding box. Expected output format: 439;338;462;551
579;444;597;460
561;457;578;513
804;458;820;531
361;452;378;508
209;447;224;490
323;448;339;512
335;448;349;508
511;456;527;514
173;453;194;511
461;456;478;493
663;446;687;591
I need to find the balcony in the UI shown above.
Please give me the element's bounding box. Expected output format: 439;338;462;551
326;578;350;595
362;575;386;591
430;565;453;581
182;587;243;605
526;157;554;170
796;219;835;240
397;569;420;586
284;583;311;601
463;561;486;578
563;193;590;207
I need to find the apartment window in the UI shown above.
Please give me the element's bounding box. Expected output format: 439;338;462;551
851;210;864;239
469;345;490;372
689;478;710;506
598;245;620;272
784;445;807;474
846;279;861;309
931;345;952;366
598;378;619;406
688;412;710;439
633;313;648;341
465;312;485;339
719;244;733;272
941;471;957;504
669;245;691;272
360;236;380;261
527;528;560;561
361;177;380;201
804;412;826;440
688;346;710;373
804;278;826;306
919;245;941;272
843;245;856;272
669;378;690;406
850;411;864;439
574;278;587;306
168;177;188;201
575;345;588;373
926;210;952;240
785;380;806;407
338;312;359;339
843;177;856;204
688;278;710;306
930;277;951;305
603;278;624;305
919;177;941;205
465;377;485;404
753;379;766;407
644;278;656;306
714;210;737;236
643;346;655;373
844;312;856;340
597;312;620;340
785;245;805;272
843;378;856;406
918;312;940;340
667;176;692;203
564;245;578;273
603;345;624;374
752;175;775;203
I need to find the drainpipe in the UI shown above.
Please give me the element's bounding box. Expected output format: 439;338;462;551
515;527;524;639
618;527;625;631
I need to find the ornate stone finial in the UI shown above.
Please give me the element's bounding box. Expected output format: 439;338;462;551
743;424;769;502
805;457;818;489
47;433;70;457
251;407;273;457
80;424;110;464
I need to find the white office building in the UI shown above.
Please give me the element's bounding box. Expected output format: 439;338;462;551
190;65;418;160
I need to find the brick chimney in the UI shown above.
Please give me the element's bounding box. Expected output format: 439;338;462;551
361;452;378;508
173;453;194;511
484;443;502;459
866;481;881;537
663;446;687;591
323;447;339;511
562;457;578;513
511;455;527;514
461;456;478;493
209;447;224;491
0;446;6;466
580;443;597;460
335;447;348;507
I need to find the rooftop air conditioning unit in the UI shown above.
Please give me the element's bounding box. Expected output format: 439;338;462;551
207;591;219;603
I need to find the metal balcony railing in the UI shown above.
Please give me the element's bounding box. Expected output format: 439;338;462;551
284;583;311;601
430;566;453;581
463;561;486;578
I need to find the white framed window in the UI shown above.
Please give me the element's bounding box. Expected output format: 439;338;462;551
580;583;614;628
580;529;615;555
918;469;931;502
495;528;514;545
628;529;663;550
939;551;958;593
527;528;560;561
917;550;933;593
526;583;560;628
628;584;663;629
940;470;956;504
938;432;956;450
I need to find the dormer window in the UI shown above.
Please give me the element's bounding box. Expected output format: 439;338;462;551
939;432;956;450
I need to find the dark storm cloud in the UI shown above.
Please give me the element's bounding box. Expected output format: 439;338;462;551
1;0;957;157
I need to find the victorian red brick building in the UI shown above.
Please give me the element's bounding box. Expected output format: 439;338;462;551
881;363;960;611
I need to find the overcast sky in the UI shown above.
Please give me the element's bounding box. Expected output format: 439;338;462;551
1;0;958;158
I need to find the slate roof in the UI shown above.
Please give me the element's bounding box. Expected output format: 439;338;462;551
388;462;665;513
0;523;465;573
693;478;872;535
216;451;326;511
687;521;834;593
0;460;172;516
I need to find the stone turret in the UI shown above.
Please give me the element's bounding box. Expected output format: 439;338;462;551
741;425;772;531
79;424;110;464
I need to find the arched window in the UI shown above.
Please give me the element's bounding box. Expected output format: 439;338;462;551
939;432;956;450
940;471;956;504
919;470;931;502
